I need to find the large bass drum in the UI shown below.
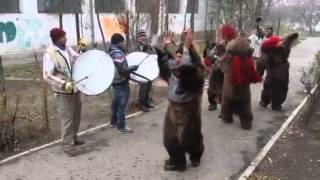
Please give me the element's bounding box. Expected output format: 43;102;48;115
126;52;159;83
72;50;115;96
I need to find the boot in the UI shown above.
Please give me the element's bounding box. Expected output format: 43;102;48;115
164;159;186;172
208;103;217;111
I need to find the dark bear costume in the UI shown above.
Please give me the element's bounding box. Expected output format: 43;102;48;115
206;44;225;111
220;34;262;130
155;41;205;171
258;33;299;111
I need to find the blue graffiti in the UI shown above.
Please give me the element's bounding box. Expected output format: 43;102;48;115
0;22;17;43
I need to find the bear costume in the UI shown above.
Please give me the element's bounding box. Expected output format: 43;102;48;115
206;43;225;111
220;33;262;130
155;35;205;171
258;33;299;111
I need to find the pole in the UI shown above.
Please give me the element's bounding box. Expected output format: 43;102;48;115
89;0;95;45
277;18;281;35
59;0;64;28
204;0;209;40
75;13;81;42
96;13;107;50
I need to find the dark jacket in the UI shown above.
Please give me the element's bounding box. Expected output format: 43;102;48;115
136;41;155;54
109;44;135;85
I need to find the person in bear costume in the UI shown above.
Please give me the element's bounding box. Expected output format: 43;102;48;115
258;33;299;111
220;25;262;130
154;30;205;171
205;43;225;111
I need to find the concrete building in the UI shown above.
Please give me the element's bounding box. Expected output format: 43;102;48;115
0;0;212;56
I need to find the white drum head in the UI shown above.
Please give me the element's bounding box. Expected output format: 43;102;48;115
126;52;159;83
72;50;115;96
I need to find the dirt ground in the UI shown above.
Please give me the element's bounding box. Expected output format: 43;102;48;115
0;79;168;160
250;98;320;180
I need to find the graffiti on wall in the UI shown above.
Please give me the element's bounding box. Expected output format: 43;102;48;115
0;18;42;50
16;19;42;49
0;22;17;43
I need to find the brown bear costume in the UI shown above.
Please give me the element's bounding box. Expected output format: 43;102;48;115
155;37;205;171
258;33;299;111
206;44;225;111
220;34;262;130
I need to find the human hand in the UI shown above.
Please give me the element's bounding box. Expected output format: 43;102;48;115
63;81;74;93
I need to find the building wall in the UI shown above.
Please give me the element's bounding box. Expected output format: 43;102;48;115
0;0;208;54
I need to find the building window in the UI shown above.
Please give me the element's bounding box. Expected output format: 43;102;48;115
186;0;199;13
95;0;125;13
38;0;82;13
0;0;20;13
136;0;159;13
166;0;180;13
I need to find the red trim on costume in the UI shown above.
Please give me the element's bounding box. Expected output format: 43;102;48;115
230;56;262;86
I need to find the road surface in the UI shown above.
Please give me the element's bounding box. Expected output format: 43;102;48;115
0;37;319;180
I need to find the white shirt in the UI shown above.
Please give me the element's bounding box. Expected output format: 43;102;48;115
249;34;264;58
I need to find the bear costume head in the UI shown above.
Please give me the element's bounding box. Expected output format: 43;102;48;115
261;33;299;64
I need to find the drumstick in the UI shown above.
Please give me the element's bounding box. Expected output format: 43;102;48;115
132;72;152;82
74;76;88;85
137;54;152;66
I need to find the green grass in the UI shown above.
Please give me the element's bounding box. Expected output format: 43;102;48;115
4;64;39;79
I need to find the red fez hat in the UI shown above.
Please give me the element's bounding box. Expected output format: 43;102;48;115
50;28;66;42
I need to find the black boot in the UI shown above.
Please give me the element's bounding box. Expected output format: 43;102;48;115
140;106;150;112
164;159;186;171
208;103;217;111
146;103;155;109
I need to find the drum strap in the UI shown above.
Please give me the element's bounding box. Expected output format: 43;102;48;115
132;72;152;82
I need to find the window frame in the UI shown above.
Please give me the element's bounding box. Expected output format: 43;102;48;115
0;0;20;14
37;0;82;14
95;0;125;13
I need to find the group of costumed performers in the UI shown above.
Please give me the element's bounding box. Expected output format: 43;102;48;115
43;19;297;169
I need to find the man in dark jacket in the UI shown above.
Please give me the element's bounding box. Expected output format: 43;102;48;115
136;29;155;112
109;33;138;133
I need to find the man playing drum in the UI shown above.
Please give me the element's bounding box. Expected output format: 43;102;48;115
108;33;139;134
136;29;155;112
43;28;84;157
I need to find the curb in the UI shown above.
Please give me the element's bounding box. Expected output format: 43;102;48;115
238;85;318;180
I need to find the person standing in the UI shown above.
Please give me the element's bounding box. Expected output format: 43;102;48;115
108;33;139;134
265;26;274;38
135;29;155;112
43;28;84;157
155;30;205;171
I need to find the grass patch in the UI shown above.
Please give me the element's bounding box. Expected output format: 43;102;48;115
4;64;39;79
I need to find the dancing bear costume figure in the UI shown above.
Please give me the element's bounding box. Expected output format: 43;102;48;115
220;32;262;130
155;33;205;171
258;33;299;111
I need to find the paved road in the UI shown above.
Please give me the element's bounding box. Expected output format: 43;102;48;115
0;38;319;180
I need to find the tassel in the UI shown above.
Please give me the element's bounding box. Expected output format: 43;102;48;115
230;56;262;86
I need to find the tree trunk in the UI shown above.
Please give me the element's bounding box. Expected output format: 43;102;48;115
190;13;195;32
126;11;130;49
165;0;169;33
33;52;49;130
59;0;64;28
204;0;209;40
238;0;243;31
0;55;7;117
75;13;81;42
